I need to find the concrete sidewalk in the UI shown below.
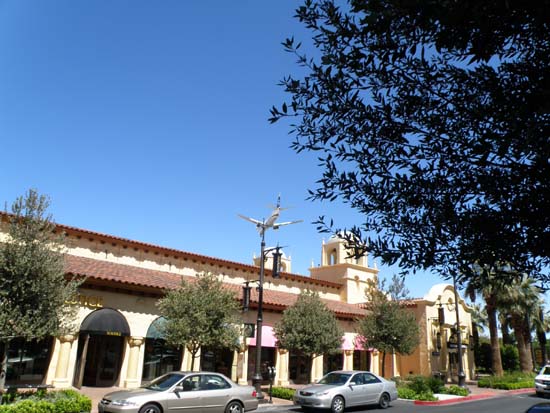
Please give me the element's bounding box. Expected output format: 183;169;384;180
414;384;534;406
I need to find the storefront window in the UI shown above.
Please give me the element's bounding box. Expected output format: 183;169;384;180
142;338;182;383
353;350;371;371
142;318;182;383
6;337;53;385
200;347;233;377
323;352;343;374
247;346;275;383
289;350;309;384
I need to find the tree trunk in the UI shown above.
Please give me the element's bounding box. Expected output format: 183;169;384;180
537;308;548;365
0;340;7;392
381;351;386;378
485;296;504;376
189;346;198;372
306;355;313;384
510;314;533;373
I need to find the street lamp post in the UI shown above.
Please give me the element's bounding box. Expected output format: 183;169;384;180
238;197;301;401
252;231;267;400
452;274;467;389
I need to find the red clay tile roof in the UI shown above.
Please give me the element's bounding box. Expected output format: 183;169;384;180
16;213;342;290
64;254;366;318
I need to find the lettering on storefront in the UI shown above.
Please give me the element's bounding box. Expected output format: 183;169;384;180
106;331;121;336
66;294;104;308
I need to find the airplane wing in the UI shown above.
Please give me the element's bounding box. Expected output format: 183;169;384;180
273;219;303;229
238;214;263;226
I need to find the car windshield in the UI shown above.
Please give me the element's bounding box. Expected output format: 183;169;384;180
541;367;550;375
143;373;184;391
318;373;351;385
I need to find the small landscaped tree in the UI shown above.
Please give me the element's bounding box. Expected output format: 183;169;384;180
273;290;343;383
157;271;241;371
0;190;83;391
356;276;420;377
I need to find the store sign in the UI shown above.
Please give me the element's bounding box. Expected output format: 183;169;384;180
106;331;122;336
66;294;104;308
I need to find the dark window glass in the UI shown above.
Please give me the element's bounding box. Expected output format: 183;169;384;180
6;337;53;385
247;346;275;383
323;352;343;374
142;338;182;383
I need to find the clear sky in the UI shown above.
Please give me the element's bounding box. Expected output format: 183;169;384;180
0;0;445;298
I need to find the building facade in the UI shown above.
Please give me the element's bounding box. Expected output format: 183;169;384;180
1;217;474;389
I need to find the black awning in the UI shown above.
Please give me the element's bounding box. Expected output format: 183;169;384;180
80;308;131;336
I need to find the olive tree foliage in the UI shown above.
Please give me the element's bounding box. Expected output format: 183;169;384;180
270;0;550;287
157;271;241;371
0;190;83;390
355;276;420;377
274;290;343;383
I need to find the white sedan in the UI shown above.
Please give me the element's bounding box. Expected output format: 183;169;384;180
535;365;550;397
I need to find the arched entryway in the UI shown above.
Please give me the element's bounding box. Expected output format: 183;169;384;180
142;317;182;384
73;308;130;388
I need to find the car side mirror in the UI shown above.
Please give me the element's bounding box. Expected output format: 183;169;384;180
349;381;356;386
174;385;184;393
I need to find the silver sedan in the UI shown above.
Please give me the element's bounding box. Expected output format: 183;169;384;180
293;370;398;413
98;371;259;413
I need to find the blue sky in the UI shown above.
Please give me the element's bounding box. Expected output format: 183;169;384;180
0;0;445;298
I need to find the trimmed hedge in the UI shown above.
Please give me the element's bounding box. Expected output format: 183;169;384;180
477;372;535;390
269;387;295;400
0;390;91;413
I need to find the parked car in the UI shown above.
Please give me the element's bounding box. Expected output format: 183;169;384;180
293;370;398;413
536;365;550;397
527;403;550;412
98;371;258;413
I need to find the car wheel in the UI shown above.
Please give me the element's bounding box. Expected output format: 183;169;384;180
537;391;544;397
331;396;345;413
139;404;162;413
378;392;391;409
225;401;244;413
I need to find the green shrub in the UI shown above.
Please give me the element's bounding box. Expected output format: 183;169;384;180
443;385;469;396
269;387;295;400
501;345;520;371
406;375;431;394
426;377;445;393
397;387;417;399
0;390;91;413
478;371;535;390
415;391;438;401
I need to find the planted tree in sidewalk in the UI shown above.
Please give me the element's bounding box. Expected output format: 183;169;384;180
157;271;241;371
0;189;82;391
355;276;420;377
274;290;343;383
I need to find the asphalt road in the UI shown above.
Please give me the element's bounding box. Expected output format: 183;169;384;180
260;392;548;413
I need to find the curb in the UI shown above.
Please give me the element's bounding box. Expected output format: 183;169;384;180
414;388;534;406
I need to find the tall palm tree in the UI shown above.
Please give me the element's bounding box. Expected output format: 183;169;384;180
499;313;514;346
470;303;487;351
465;270;505;377
530;305;550;368
498;276;542;373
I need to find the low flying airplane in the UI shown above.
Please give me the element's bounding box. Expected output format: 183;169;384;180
238;195;303;237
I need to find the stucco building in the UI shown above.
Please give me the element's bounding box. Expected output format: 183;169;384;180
1;217;475;389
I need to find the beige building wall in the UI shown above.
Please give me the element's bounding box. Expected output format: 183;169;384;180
1;218;475;389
